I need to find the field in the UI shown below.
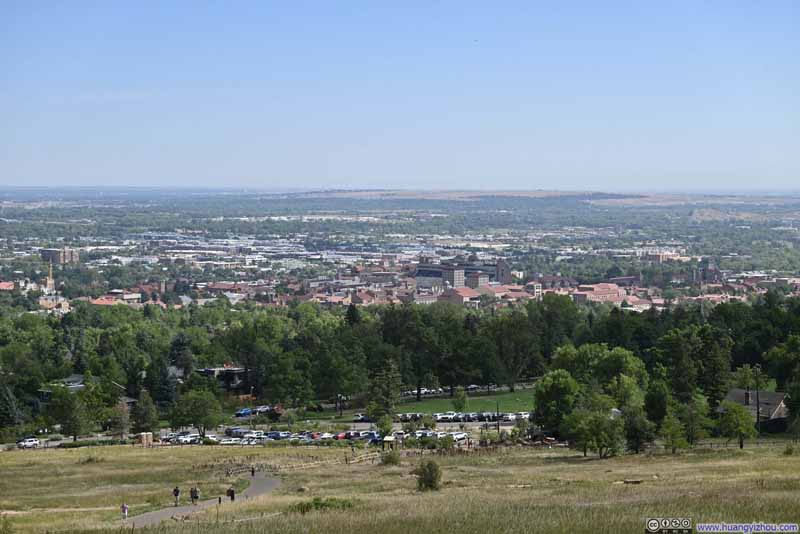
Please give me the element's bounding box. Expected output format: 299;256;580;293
300;390;535;423
2;441;799;533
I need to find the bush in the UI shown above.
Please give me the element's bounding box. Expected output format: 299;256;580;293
289;497;354;515
381;450;401;466
413;459;441;491
59;439;129;449
784;444;794;456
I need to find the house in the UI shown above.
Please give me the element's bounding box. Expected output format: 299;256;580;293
718;388;790;432
38;374;134;408
438;287;481;308
571;283;626;305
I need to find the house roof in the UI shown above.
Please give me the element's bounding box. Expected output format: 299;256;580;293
720;388;788;420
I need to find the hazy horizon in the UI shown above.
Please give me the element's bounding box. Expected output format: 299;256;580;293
2;2;798;190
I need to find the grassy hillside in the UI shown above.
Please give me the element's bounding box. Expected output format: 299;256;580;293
2;442;798;533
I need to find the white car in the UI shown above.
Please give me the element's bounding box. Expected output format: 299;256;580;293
17;438;40;449
318;432;333;440
177;434;200;444
219;438;241;445
450;432;469;442
516;412;530;420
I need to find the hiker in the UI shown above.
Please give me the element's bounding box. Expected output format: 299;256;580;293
228;487;235;502
251;466;255;478
121;503;129;521
173;486;180;506
189;487;197;505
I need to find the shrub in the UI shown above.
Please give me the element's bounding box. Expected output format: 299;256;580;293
59;439;129;449
784;444;794;456
381;450;401;466
289;497;354;515
413;459;441;491
437;435;454;450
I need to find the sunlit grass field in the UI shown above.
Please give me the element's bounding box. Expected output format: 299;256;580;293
300;390;535;422
2;442;798;533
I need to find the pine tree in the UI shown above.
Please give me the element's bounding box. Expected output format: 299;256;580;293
0;383;22;428
132;390;160;434
660;412;687;454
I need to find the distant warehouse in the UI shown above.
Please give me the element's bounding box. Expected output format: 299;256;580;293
40;247;80;265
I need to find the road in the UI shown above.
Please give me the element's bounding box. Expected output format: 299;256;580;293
126;470;281;528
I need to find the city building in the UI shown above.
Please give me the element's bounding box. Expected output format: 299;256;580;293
40;247;80;265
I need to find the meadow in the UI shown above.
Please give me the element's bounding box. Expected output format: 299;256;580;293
2;441;799;533
300;389;535;423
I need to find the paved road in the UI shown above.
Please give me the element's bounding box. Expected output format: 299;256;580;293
127;471;281;528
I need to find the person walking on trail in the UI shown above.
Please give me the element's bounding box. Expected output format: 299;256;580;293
251;466;255;478
121;503;129;521
189;487;197;505
227;487;236;502
173;486;180;506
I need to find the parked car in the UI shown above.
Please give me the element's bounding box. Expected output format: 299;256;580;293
177;433;200;444
17;437;40;449
219;438;241;445
234;408;253;418
352;413;371;423
450;432;469;442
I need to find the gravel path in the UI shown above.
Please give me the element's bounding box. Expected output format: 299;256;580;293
126;471;281;528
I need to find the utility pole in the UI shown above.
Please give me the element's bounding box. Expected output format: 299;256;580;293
496;400;500;433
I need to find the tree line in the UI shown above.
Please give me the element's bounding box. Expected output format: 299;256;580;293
2;292;800;444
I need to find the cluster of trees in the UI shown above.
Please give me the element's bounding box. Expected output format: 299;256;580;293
2;290;800;442
533;343;765;457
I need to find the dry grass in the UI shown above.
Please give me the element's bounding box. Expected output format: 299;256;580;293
3;445;799;533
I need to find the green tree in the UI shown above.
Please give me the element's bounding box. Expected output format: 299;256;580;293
366;359;401;419
677;393;714;446
452;386;467;412
561;406;594;457
169;332;194;377
0;383;22;428
533;369;580;433
170;390;222;437
660;412;688;454
49;387;90;442
624;406;656;454
719;400;757;449
345;303;362;326
376;414;393;437
108;399;130;439
644;380;671;428
131;390;160;434
563;392;623;458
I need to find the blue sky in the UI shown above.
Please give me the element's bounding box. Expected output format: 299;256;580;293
1;1;798;191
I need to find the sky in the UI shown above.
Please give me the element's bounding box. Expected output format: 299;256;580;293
1;1;798;192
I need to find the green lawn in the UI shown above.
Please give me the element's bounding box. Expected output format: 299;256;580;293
294;390;535;424
395;390;534;414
